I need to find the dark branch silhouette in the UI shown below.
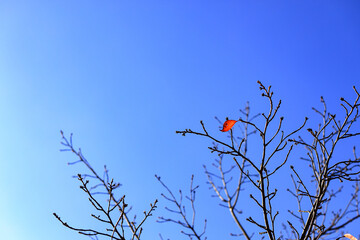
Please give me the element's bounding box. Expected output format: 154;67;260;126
55;81;359;240
156;174;207;240
54;132;157;240
172;81;360;240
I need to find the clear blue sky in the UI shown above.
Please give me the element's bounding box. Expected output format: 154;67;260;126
0;1;359;239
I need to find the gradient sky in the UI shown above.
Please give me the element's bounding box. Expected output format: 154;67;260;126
0;1;360;240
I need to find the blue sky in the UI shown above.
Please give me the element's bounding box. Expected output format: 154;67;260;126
0;1;359;239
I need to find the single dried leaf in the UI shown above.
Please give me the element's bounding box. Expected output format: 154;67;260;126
220;120;238;132
344;233;357;240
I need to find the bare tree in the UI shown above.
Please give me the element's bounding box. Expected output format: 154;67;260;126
54;131;157;240
163;81;360;240
55;81;359;240
288;90;360;240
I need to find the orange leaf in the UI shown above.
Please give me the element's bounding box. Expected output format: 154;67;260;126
220;120;238;132
344;234;357;240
